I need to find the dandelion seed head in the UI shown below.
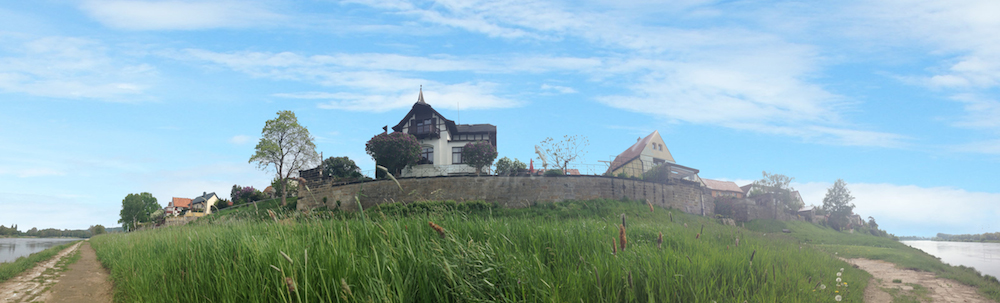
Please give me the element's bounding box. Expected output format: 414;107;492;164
840;268;844;272
837;272;842;277
835;295;842;301
820;284;826;290
837;277;842;282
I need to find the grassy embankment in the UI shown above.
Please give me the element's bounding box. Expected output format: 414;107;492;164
90;198;871;302
747;219;1000;301
0;241;81;282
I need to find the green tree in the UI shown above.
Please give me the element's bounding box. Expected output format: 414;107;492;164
822;179;855;231
89;224;106;236
462;141;498;176
250;111;320;206
495;157;527;176
365;132;421;178
322;156;364;181
748;171;802;212
537;135;589;172
117;192;160;232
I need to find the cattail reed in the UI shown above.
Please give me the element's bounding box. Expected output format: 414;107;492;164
686;255;692;263
657;232;663;249
428;221;446;238
620;213;627;229
696;233;700;239
749;249;756;266
340;278;353;300
647;199;654;212
280;251;293;264
669;211;673;222
700;224;704;235
619;224;627;251
611;238;617;255
285;277;296;293
595;269;602;288
627;271;633;288
735;237;740;247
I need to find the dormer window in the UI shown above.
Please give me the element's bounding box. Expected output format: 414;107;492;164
416;119;433;134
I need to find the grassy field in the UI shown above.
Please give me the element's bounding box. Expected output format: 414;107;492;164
91;199;871;302
746;219;1000;301
0;240;80;282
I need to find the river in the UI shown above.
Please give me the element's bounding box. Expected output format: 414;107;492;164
902;240;1000;278
0;238;81;263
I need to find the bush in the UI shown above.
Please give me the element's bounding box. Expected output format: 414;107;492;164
462;141;498;175
495;157;527;176
544;169;564;176
322;156;364;181
366;132;421;178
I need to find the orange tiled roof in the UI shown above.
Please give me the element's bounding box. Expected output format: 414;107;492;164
172;197;192;208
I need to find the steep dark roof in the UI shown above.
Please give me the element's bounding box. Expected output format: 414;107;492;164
192;192;217;204
456;124;496;133
607;131;658;173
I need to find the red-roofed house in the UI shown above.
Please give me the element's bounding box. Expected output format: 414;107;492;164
165;197;191;217
605;130;676;178
702;179;745;198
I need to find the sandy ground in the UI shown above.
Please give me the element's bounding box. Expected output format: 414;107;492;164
0;241;112;303
845;258;994;303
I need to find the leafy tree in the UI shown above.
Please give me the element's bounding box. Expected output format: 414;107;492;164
748;171;802;212
462;141;498;176
271;176;298;198
537;135;589;172
117;192;160;232
822;179;855;231
322;156;364;181
250;111;320;206
366;132;421;178
231;185;267;204
495;157;527;176
89;224;106;236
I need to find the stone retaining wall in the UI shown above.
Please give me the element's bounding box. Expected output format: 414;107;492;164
298;175;713;216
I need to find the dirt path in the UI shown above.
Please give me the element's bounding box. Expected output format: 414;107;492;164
845;258;994;303
0;241;112;303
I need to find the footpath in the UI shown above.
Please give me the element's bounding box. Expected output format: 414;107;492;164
846;258;993;303
0;241;112;303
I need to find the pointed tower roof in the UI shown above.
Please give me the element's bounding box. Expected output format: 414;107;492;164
416;85;426;104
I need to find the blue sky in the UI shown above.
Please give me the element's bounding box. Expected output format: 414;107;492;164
1;0;998;237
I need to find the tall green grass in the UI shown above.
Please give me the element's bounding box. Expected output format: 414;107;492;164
91;199;867;302
0;241;80;282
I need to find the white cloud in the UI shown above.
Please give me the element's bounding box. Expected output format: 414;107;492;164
795;181;1000;236
275;82;520;112
0;36;153;100
79;0;285;30
540;84;577;94
229;135;252;145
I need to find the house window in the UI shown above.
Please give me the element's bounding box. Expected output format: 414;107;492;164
420;147;434;164
452;147;463;164
415;119;433;134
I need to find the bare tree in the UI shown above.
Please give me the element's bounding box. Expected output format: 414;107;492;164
537;135;590;172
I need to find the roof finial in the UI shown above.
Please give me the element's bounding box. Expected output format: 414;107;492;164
417;85;426;104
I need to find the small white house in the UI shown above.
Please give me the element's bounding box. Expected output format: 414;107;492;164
189;192;220;215
391;89;497;177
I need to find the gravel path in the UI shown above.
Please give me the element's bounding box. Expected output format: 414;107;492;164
0;241;112;303
846;258;994;303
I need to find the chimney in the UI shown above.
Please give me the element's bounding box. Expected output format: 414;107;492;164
637;137;641;142
203;192;206;196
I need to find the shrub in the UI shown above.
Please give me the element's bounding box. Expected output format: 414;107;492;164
366;132;421;178
544;169;564;176
494;157;526;176
322;156;364;181
462;141;498;176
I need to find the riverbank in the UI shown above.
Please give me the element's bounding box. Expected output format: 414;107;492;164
0;240;80;282
0;241;82;302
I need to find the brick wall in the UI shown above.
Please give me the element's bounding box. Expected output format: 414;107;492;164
298;175;713;216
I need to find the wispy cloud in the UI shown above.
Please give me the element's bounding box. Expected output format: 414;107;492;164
540;84;576;94
0;36;153;100
79;0;285;31
228;135;252;145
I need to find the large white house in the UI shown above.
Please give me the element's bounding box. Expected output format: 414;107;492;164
392;89;497;177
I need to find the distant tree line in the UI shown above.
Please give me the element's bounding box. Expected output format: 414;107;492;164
0;224;106;238
935;232;1000;242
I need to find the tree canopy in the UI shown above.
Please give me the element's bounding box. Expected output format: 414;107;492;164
322;156;364;181
495;157;527;176
118;192;160;232
462;141;498;176
366;132;421;178
249;110;319;206
822;179;856;231
748;171;802;212
536;135;589;171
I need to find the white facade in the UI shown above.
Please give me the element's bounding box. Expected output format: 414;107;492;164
397;114;482;177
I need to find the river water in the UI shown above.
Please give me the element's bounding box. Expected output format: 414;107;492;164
902;240;1000;278
0;238;81;263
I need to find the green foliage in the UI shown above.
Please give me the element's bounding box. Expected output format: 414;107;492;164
537;135;589;171
89;224;106;236
22;227;91;238
250;110;319;206
543;169;564;176
0;241;79;283
89;199;874;303
366;132;421;178
271;177;298;198
231;185;268;205
461;141;498;175
0;224;20;236
494;157;526;176
616;172;628;178
642;164;674;182
118;192;160;232
822;179;855;231
748;171;802;213
321;156;365;181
